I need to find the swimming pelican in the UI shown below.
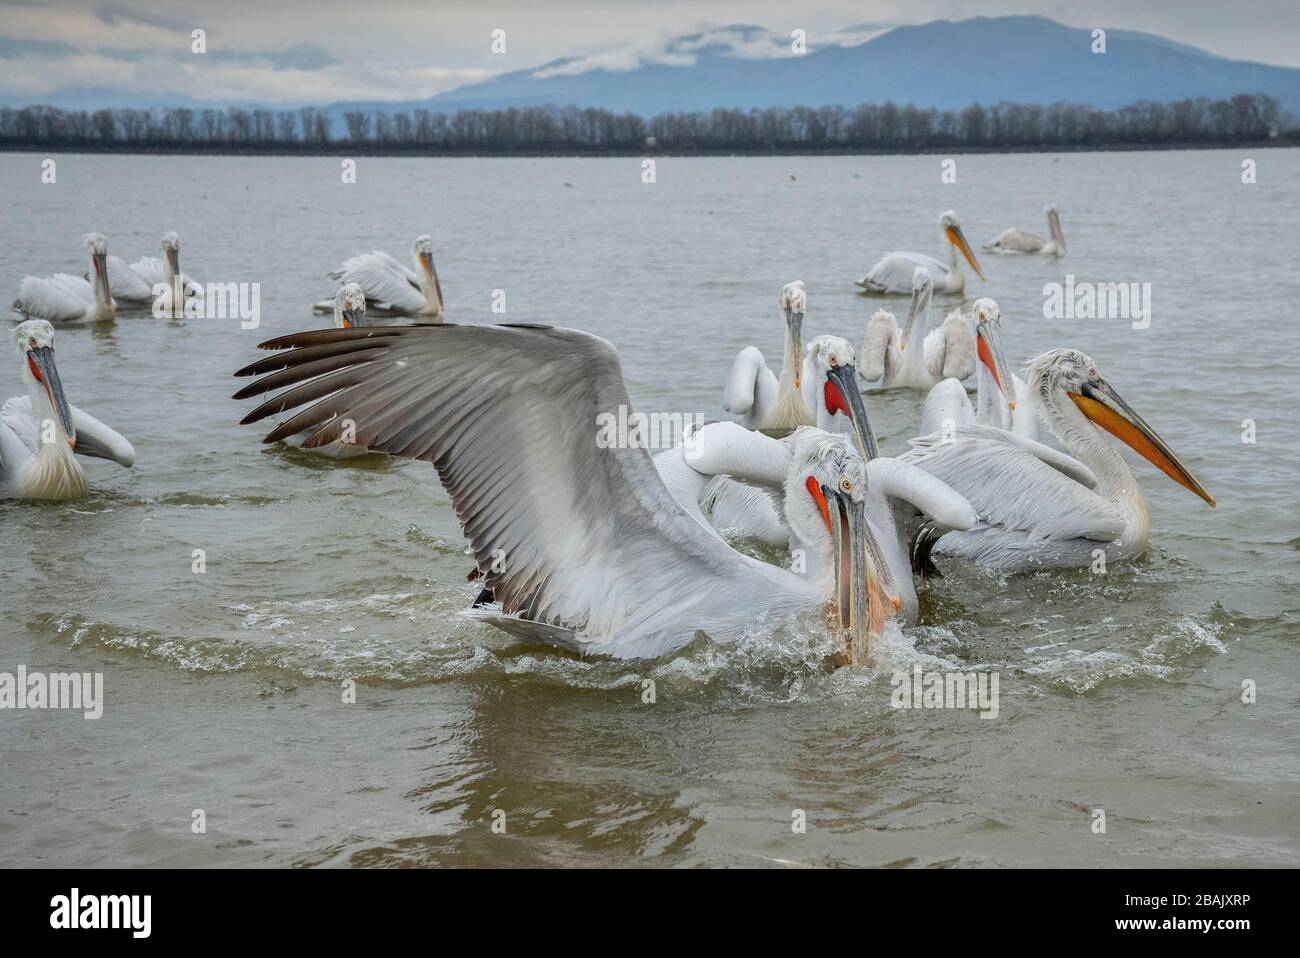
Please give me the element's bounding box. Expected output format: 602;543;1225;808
696;334;872;544
231;284;371;460
723;281;815;430
900;348;1215;572
1;320;135;500
661;343;976;626
102;232;201;315
859;268;979;389
13;234;114;323
314;235;443;319
985;205;1066;256
855;210;986;295
232;324;896;659
918;298;1040;441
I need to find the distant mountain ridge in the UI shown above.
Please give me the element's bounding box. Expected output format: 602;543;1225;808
326;15;1300;122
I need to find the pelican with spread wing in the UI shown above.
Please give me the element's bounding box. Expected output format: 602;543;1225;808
233;324;895;659
1;320;135;500
14;233;115;323
314;235;444;319
856;210;986;295
985;205;1066;256
901;348;1214;572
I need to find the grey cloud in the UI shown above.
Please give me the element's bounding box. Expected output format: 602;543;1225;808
0;36;77;59
270;44;341;71
95;4;196;32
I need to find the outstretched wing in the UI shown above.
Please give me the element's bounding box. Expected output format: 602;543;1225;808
233;324;772;648
900;425;1124;543
326;251;426;313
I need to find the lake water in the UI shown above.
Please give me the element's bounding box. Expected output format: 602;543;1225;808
1;149;1297;867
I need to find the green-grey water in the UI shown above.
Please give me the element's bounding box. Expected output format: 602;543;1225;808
1;150;1297;867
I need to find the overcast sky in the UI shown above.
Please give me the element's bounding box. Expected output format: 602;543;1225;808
2;0;1298;106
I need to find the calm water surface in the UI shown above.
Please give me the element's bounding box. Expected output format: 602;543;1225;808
1;150;1297;866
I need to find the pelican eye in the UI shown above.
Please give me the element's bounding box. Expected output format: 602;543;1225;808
28;337;38;348
829;355;839;367
839;476;853;494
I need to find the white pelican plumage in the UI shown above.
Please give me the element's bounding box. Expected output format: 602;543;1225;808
315;235;443;319
723;280;815;430
665;337;972;629
13;233;114;323
1;320;135;500
985;205;1066;256
900;348;1215;572
102;231;201;315
856;210;986;295
859;267;979;389
918;298;1040;441
233;324;895;659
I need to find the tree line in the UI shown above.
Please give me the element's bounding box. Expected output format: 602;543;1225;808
0;94;1289;153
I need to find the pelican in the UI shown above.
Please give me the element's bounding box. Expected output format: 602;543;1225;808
722;280;815;430
985;205;1066;256
900;348;1215;572
918;298;1040;441
1;320;135;500
231;284;371;460
314;235;443;319
855;210;985;295
696;334;872;544
233;324;898;660
13;233;114;323
859;267;979;389
660;342;976;627
102;231;201;315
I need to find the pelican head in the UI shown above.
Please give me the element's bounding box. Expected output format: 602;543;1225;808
779;280;807;386
785;428;900;658
972;298;1015;410
82;232;112;305
938;210;985;280
160;231;181;278
899;267;933;351
411;234;443;314
1029;348;1215;506
1044;204;1066;254
334;282;368;328
15;320;74;448
804;335;877;461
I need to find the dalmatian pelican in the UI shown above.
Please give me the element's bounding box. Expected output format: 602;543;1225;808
1;320;135;500
985;205;1066;256
900;348;1215;572
101;231;202;316
918;298;1040;441
856;210;985;295
315;235;443;319
859;267;980;389
232;324;896;660
13;234;115;323
723;280;816;430
659;337;976;627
